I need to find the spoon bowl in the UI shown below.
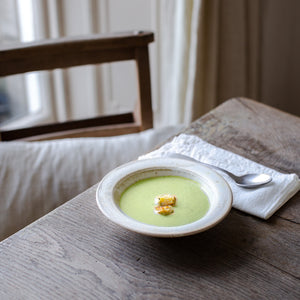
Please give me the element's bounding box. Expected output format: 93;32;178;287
229;170;272;188
163;153;272;188
234;173;272;188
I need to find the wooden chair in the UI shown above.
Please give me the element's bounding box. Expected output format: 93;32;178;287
0;31;154;141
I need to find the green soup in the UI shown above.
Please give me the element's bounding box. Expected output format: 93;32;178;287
119;176;210;227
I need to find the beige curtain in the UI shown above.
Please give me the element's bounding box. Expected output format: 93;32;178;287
158;0;261;125
184;0;262;123
161;0;300;126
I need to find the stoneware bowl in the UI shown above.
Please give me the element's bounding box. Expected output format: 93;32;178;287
96;157;232;238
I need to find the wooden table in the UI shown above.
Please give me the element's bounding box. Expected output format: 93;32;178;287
0;98;299;299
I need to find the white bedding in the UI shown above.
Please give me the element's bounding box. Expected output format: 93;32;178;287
0;125;183;240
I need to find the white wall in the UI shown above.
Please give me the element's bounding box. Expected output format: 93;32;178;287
49;0;159;123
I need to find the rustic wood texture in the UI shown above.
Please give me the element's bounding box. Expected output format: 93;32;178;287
0;112;134;141
134;46;153;131
0;98;299;299
0;31;154;76
0;31;154;141
10;123;143;142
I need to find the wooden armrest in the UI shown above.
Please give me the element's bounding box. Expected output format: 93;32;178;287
0;113;136;141
0;30;154;140
0;31;154;76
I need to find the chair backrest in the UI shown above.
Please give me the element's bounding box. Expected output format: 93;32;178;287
0;31;154;141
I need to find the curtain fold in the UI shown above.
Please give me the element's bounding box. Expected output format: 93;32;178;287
161;0;300;124
162;0;262;124
184;0;220;123
158;0;194;125
216;0;261;104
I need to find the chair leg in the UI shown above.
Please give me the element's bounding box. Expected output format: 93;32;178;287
135;46;153;130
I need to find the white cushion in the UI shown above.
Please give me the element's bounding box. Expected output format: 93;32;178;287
0;125;183;240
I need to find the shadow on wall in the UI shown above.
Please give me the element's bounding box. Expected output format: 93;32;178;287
259;0;300;116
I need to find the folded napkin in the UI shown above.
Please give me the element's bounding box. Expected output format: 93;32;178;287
139;134;300;219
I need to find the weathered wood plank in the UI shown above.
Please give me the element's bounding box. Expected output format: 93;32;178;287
134;46;153;130
0;183;299;300
0;112;135;141
0;98;299;299
0;31;154;76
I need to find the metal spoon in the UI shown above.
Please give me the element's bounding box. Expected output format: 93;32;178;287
164;153;272;188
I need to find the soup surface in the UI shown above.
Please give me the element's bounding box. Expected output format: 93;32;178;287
119;175;209;227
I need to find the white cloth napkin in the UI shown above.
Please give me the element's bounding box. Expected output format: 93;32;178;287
139;134;300;219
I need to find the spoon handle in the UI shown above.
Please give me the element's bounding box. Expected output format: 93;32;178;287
192;159;238;179
165;153;238;180
163;153;272;188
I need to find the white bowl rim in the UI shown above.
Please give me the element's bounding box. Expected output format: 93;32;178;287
96;157;233;238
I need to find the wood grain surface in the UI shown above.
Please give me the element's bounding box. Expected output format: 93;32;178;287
0;31;154;76
0;98;299;299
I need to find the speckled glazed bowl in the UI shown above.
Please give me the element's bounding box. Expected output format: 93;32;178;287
96;157;232;238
